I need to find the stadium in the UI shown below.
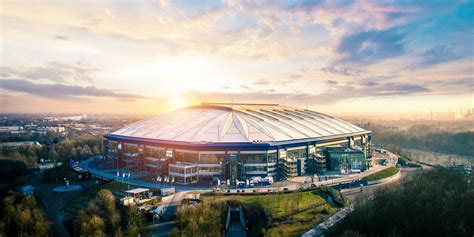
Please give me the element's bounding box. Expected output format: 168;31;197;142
104;103;372;185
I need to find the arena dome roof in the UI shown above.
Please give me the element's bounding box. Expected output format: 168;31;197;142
109;103;368;145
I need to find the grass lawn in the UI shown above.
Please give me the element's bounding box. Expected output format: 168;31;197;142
362;166;399;181
202;190;338;236
64;181;130;211
203;190;327;218
41;164;79;184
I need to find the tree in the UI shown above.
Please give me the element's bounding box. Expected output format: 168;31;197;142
1;195;49;237
32;208;49;237
48;149;59;162
338;168;474;237
125;207;145;237
95;189;120;234
75;211;106;237
305;159;320;175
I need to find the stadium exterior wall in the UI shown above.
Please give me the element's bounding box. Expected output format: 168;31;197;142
103;132;372;185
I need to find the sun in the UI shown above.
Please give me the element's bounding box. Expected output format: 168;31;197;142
170;96;186;109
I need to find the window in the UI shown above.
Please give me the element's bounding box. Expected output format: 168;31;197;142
185;166;198;174
199;166;222;172
109;141;119;150
239;153;267;164
267;151;278;163
169;166;185;174
245;166;267;172
145;146;164;158
174;151;198;163
199;153;226;164
123;144;138;153
287;148;307;159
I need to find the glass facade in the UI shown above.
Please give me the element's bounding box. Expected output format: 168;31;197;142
122;144;138;154
287;147;307;159
239;153;267;164
267;150;277;163
199;153;226;164
174;151;198;163
326;149;366;171
199;166;222;173
145;146;165;158
244;166;267;173
106;133;371;184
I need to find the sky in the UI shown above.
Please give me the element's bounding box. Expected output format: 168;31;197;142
0;0;473;117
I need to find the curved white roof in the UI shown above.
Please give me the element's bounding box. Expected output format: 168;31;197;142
110;103;368;144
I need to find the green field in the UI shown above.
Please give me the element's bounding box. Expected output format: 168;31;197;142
362;167;399;181
203;190;328;218
201;189;337;236
41;164;79;184
63;181;130;216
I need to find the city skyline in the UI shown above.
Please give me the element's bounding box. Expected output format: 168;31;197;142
0;0;473;115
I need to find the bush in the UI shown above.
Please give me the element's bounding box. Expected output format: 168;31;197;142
319;186;348;207
397;156;409;166
397;156;421;168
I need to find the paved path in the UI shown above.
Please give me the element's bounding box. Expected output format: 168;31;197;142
29;167;96;237
151;221;175;237
302;204;355;237
80;159;205;191
161;191;188;221
80;150;398;193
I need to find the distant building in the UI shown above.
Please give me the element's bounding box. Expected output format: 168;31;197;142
17;185;35;196
103;103;372;185
46;126;65;133
0;141;42;149
0;126;22;133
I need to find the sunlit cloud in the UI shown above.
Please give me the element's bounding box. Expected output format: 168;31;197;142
0;0;472;114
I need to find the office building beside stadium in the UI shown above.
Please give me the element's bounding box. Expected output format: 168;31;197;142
104;103;372;185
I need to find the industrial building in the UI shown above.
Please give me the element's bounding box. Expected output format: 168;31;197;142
104;103;372;185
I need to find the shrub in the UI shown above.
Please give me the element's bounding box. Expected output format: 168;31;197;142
319;186;348;207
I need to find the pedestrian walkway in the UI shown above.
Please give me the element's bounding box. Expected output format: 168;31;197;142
301;204;355;237
80;159;205;191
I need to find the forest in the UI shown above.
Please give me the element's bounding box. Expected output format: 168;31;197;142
334;167;474;237
359;121;473;158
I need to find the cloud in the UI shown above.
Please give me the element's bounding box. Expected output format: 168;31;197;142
325;80;338;85
0;79;149;100
183;80;429;104
290;74;302;80
0;61;99;83
53;34;69;40
253;78;270;85
419;45;461;67
240;85;253;90
320;66;362;76
336;28;405;64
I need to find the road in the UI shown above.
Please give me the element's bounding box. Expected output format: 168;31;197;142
341;168;416;202
29;167;95;237
150;221;176;237
81;150;398;195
